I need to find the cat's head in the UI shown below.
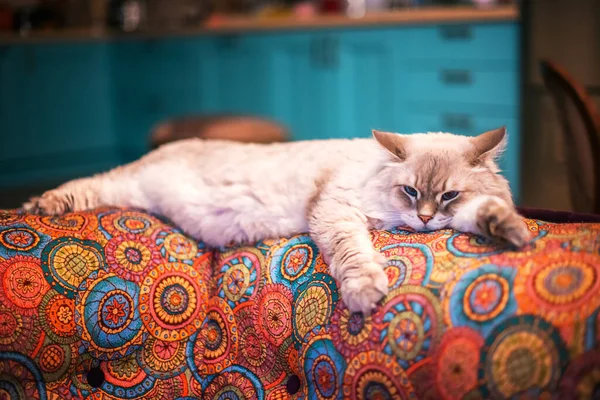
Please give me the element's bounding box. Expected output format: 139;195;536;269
372;127;512;231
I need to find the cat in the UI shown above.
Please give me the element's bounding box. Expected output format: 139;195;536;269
23;126;530;314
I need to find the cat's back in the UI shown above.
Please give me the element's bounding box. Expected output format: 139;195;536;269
144;137;379;174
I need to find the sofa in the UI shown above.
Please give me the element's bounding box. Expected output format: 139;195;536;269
0;206;599;400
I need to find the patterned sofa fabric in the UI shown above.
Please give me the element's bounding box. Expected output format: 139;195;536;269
0;208;599;400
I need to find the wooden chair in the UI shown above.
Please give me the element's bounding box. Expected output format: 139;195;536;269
149;115;289;149
540;60;600;214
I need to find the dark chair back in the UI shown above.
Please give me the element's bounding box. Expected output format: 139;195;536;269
540;60;600;214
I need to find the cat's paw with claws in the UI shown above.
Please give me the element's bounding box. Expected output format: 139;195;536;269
339;253;389;315
23;190;70;216
477;197;530;248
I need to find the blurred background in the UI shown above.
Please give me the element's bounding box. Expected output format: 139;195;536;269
0;0;599;214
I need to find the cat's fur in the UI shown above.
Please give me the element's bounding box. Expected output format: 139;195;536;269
23;127;530;314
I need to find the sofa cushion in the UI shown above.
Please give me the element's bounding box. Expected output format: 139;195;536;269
1;208;600;399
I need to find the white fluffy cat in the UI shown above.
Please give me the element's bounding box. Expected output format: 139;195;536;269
24;127;530;314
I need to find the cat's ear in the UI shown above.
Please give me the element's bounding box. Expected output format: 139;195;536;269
372;130;406;161
468;126;507;165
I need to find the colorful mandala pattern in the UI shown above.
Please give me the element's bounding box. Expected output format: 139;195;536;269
380;242;433;288
105;233;162;283
76;270;146;360
343;350;416;400
41;237;106;299
99;353;157;399
445;263;517;337
0;303;43;357
38;290;78;344
157;231;203;262
303;336;346;400
330;308;379;358
374;285;443;369
292;274;339;344
0;225;47;255
215;248;264;308
515;251;600;325
269;235;319;289
99;209;160;237
140;262;209;342
186;297;238;378
434;327;484;400
0;255;50;314
203;367;264;400
0;353;46;400
479;315;568;398
1;209;600;399
236;303;282;385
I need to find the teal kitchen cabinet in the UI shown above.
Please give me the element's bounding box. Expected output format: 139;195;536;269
397;22;521;200
111;37;207;160
332;29;400;139
199;34;275;117
403;23;518;61
0;43;118;187
0;45;28;171
257;32;338;141
263;29;398;141
0;17;521;200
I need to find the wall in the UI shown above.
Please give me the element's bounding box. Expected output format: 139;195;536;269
522;0;600;210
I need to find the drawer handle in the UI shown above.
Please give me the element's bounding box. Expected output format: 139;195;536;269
440;69;472;85
441;114;473;131
439;25;473;40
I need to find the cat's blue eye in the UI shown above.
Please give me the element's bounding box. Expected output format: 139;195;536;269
403;186;418;197
441;191;459;201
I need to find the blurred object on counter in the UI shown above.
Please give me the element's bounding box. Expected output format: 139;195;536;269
146;0;212;29
150;115;289;149
107;0;147;32
320;0;345;14
89;0;106;30
63;0;92;27
0;3;13;30
213;0;253;14
471;0;498;8
293;0;316;18
11;0;66;33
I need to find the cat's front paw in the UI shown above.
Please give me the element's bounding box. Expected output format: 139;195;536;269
23;190;70;215
477;197;530;248
339;256;389;315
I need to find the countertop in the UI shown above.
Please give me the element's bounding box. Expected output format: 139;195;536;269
0;4;518;44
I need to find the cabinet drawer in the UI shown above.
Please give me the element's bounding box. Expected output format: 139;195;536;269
405;64;518;109
402;23;518;61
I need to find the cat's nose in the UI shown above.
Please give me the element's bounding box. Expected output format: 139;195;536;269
418;214;433;224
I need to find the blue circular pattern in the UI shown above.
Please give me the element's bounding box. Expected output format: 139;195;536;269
446;233;504;258
380;242;434;287
269;235;319;289
76;271;146;360
216;249;263;309
447;264;517;338
468;279;504;315
0;352;47;400
0;224;51;260
99;291;133;331
292;274;339;344
303;338;346;400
